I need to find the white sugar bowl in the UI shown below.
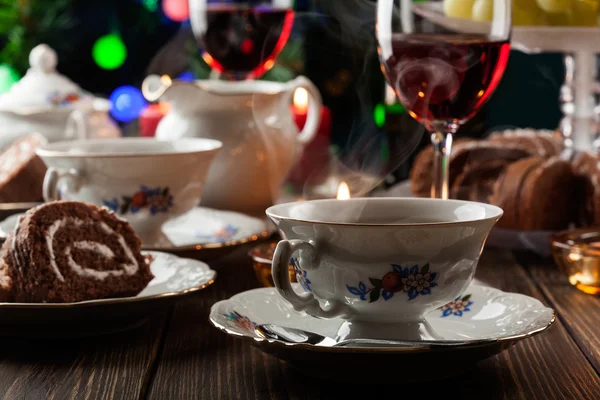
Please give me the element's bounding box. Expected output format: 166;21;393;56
0;44;120;150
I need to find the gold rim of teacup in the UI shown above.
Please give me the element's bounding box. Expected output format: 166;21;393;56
36;138;223;159
266;197;504;228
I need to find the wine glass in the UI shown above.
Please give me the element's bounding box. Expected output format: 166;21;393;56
189;0;295;80
376;0;512;199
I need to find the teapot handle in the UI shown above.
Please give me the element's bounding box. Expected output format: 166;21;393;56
142;74;170;102
287;76;322;145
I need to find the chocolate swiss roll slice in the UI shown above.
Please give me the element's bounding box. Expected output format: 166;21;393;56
1;201;154;303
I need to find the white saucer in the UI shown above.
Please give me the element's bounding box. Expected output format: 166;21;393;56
0;251;216;337
0;207;272;255
210;283;555;383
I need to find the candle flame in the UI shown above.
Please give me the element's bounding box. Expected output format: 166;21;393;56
337;182;351;200
293;88;309;114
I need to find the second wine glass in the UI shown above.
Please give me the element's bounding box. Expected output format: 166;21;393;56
189;0;295;80
376;0;512;199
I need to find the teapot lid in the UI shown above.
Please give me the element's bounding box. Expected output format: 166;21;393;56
0;44;90;112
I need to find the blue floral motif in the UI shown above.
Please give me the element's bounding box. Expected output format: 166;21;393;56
440;294;474;317
347;263;438;303
291;257;312;292
102;185;174;215
195;225;238;243
103;198;119;212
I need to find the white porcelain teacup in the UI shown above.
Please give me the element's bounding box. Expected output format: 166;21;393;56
37;138;222;244
266;198;503;341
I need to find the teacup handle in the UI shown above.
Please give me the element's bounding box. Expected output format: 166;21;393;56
43;167;83;202
287;76;322;145
272;239;354;319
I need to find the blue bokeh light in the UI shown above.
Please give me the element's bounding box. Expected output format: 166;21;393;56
109;86;147;123
177;71;196;82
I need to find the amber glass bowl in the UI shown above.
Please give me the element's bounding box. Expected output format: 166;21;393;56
550;229;600;295
249;241;296;288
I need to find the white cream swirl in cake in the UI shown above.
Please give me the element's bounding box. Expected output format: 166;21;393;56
44;218;140;281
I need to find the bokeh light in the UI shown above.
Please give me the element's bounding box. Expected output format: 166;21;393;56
109;86;147;122
141;0;158;12
92;34;127;70
0;64;19;94
163;0;190;22
177;71;195;82
374;103;386;128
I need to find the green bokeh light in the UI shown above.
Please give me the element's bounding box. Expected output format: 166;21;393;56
92;34;127;70
374;103;386;128
0;64;19;94
142;0;158;12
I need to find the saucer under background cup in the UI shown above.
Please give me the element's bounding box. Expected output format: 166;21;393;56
210;283;555;383
0;206;272;260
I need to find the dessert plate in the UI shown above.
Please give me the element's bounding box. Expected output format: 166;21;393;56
0;206;272;259
413;1;600;53
210;283;555;383
0;251;216;338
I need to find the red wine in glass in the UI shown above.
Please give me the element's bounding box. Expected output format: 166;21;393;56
198;5;294;80
381;33;510;128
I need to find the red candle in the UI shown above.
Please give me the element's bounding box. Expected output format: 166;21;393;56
287;88;332;187
139;103;167;137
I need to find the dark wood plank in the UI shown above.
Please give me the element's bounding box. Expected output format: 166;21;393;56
0;313;168;400
517;252;600;374
149;248;600;400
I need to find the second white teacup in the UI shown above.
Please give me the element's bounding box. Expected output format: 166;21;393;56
266;198;503;341
37;138;222;244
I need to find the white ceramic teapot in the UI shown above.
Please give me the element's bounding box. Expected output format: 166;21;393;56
142;75;322;215
0;44;120;150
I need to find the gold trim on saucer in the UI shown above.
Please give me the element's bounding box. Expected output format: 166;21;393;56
211;309;555;354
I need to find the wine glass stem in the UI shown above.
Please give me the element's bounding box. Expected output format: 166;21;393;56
430;130;453;200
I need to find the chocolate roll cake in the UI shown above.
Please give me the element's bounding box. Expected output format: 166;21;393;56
0;134;48;203
488;129;564;157
409;138;481;198
490;157;574;231
572;151;600;227
519;157;574;231
0;202;154;303
490;157;544;230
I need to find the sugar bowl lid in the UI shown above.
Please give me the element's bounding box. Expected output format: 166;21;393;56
0;44;88;112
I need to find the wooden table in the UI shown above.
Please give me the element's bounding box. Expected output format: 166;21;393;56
0;246;599;400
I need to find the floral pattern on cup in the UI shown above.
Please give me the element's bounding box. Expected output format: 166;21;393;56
103;185;174;215
440;294;473;317
291;258;311;292
346;264;437;303
195;225;238;243
223;311;256;333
